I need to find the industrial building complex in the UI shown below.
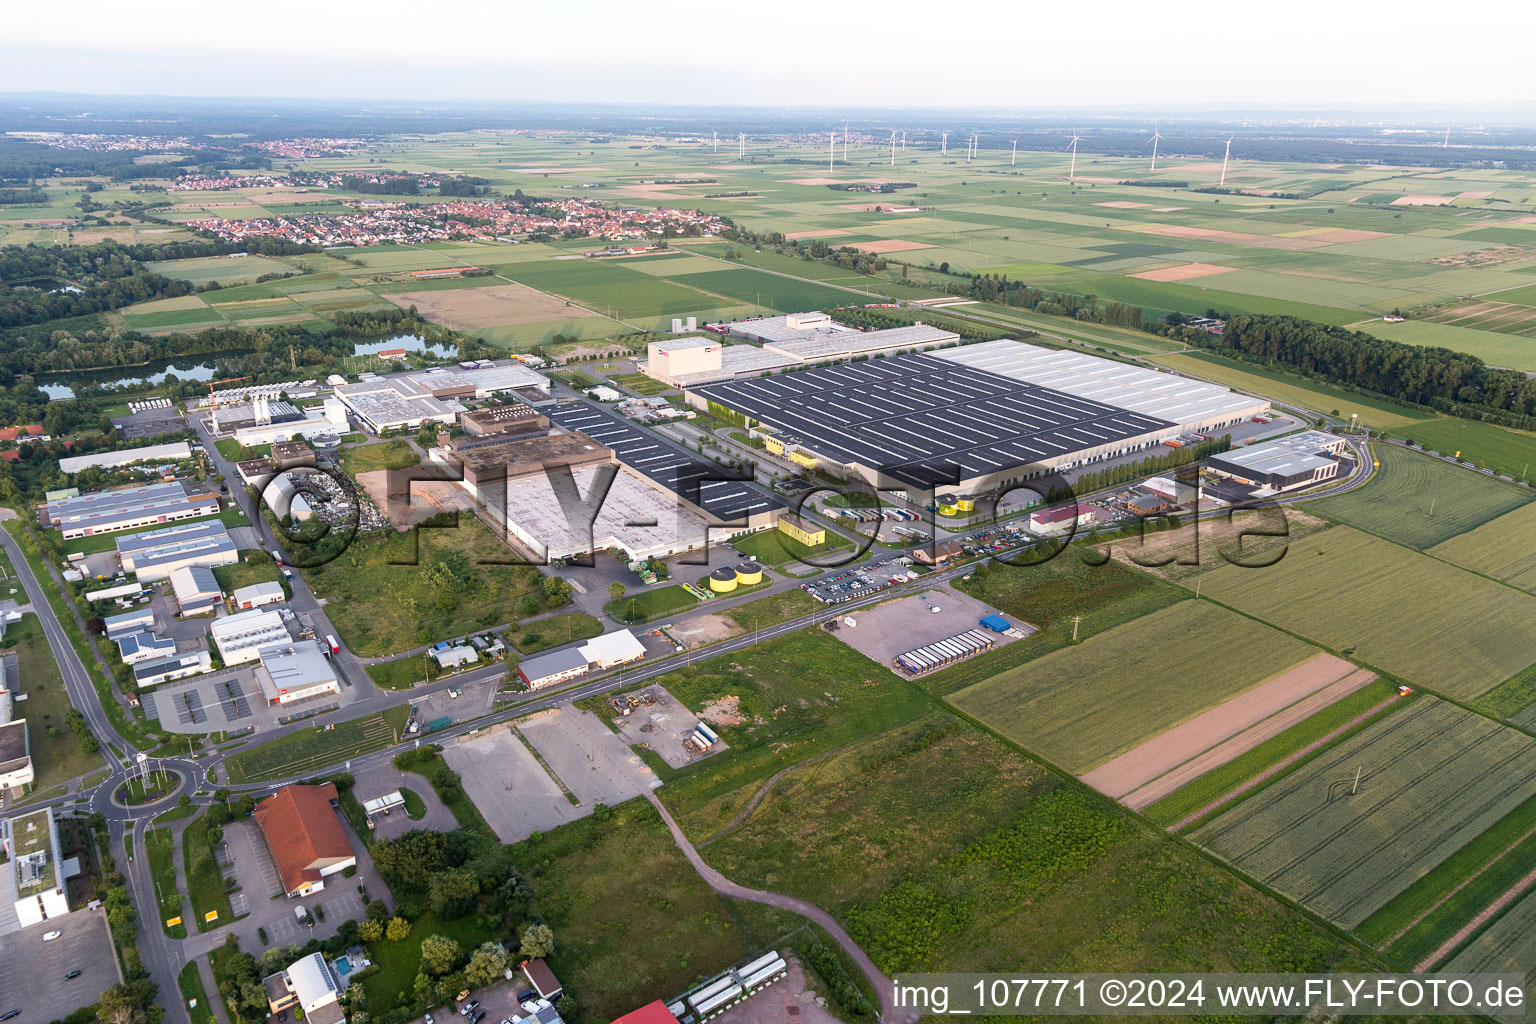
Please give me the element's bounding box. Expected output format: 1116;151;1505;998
1206;430;1350;492
333;361;551;433
46;480;221;540
690;340;1269;493
642;312;962;388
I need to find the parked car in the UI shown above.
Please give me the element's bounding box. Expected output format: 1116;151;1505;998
43;931;60;941
461;1001;480;1017
2;1009;20;1020
424;1014;434;1024
64;970;82;981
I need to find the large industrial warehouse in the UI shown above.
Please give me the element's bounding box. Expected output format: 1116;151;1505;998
689;339;1269;492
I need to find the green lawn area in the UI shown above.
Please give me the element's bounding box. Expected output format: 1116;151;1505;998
183;809;234;931
646;629;932;838
146;827;188;938
152;802;200;824
730;527;853;567
224;705;411;783
178;961;215;1024
507;800;803;1023
301;517;551;656
213;438;269;462
401;787;426;820
211;551;286;594
503;611;604;655
2;613;105;791
365;657;432;690
721;588;820;631
949;601;1320;773
605;584;698;624
338;439;421;477
608;372;671;396
360;909;498;1012
1306;443;1532;550
702;714;1369;979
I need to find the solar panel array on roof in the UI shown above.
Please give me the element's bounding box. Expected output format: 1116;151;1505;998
692;352;1173;487
545;404;785;522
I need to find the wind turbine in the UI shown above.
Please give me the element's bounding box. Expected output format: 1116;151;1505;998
941;131;948;155
738;132;745;159
843;120;848;162
1219;136;1234;186
890;130;896;166
829;131;836;173
901;130;906;151
1011;139;1017;166
1443;122;1453;148
1067;131;1083;180
712;130;718;154
1147;125;1163;171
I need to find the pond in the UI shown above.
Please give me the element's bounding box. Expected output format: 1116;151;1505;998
351;333;455;359
39;355;247;400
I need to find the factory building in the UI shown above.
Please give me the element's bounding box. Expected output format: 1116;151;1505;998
4;807;72;927
210;608;292;665
255;643;341;705
335;363;550;434
58;441;192;475
431;431;614;493
231;581;285;610
134;650;213;688
169;565;223;616
232;398;350;448
270;441;316;470
1028;503;1097;538
115;630;176;664
776;513;825;547
212;395;304;434
691;340;1268;497
1206;431;1349;492
517;646;591;691
459;402;549;436
47;481;221;540
116;520;238;582
642;317;961;388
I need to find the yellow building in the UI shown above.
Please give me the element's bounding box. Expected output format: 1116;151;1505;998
777;513;825;547
788;448;818;470
764;435;786;455
708;566;739;593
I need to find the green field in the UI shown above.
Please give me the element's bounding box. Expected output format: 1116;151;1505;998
608;372;672;396
701;715;1367;978
728;526;853;566
146;254;294;285
1398;418;1536;479
604;584;698;624
507;801;802;1023
302;517;552;657
1306;444;1532;549
1429;501;1536;593
1153;351;1428;428
178;961;215;1024
211;551;286;594
183;809;234;931
224;706;411;783
643;629;932;838
3;614;105;790
337;438;420;476
1195;697;1536;929
1192;527;1536;698
949;601;1319;772
146;827;188;938
1445;885;1536;992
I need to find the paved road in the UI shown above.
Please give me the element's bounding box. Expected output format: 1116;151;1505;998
644;791;915;1024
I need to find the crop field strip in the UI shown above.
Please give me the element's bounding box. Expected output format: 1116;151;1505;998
1188;526;1536;698
1428;501;1536;593
948;600;1320;774
1443;884;1536;989
1115;665;1380;811
1194;698;1536;929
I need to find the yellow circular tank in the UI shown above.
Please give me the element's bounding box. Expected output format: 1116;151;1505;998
709;566;739;593
956;495;976;512
735;563;763;586
937;495;960;516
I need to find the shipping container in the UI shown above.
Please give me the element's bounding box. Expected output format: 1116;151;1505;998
741;960;787;989
694;987;743;1016
695;721;720;745
738;952;782;978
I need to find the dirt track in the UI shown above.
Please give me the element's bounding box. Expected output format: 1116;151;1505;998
1081;653;1362;800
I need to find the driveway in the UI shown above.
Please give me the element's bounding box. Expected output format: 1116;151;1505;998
353;766;456;839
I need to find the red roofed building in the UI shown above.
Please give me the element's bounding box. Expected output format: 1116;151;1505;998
251;783;357;897
610;1002;680;1024
0;425;47;442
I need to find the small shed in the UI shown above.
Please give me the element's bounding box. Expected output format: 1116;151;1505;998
979;614;1010;633
522;958;563;1000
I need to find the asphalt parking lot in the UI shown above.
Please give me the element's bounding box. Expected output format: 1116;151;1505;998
826;587;1026;670
444;726;586;843
0;911;121;1024
519;706;656;807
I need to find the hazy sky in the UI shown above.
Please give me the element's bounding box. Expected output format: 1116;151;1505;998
5;0;1531;110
